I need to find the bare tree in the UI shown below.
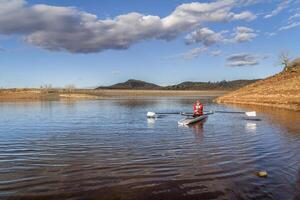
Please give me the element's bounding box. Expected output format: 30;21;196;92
40;84;52;94
278;51;292;71
65;84;76;94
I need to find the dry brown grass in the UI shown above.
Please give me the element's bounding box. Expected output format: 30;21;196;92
0;89;228;101
0;89;41;100
78;89;228;97
216;66;300;111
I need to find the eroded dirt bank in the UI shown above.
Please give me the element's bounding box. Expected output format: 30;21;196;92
216;62;300;111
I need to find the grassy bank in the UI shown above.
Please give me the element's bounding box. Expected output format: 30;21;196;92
216;61;300;111
0;89;228;101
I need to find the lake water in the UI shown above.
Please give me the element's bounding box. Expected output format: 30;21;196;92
0;98;300;200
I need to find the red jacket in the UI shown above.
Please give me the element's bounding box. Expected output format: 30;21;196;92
193;103;203;116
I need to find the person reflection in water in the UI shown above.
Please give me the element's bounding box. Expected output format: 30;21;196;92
192;122;204;134
191;121;206;143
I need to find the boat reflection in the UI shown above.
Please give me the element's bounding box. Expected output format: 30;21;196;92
190;121;205;134
179;118;207;135
227;104;300;134
188;120;207;142
246;122;257;133
147;118;156;128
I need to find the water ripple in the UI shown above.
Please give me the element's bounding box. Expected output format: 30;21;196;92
0;99;299;200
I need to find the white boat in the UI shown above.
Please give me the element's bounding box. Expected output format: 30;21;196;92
178;114;209;126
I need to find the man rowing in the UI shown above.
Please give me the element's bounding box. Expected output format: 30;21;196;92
193;100;203;117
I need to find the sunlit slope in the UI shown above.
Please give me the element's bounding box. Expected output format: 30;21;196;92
216;59;300;111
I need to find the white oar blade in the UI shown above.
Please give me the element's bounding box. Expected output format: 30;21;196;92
147;112;157;118
246;111;256;117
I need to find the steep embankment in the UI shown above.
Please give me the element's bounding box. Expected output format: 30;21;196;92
216;60;300;111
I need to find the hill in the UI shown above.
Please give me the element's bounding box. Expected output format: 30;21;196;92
216;59;300;111
96;79;162;90
97;79;258;90
165;80;258;90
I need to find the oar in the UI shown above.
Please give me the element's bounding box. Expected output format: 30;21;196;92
147;110;256;118
147;111;214;118
181;111;214;116
147;111;182;118
206;110;256;117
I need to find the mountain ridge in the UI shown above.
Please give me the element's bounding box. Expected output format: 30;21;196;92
96;79;162;90
96;79;259;90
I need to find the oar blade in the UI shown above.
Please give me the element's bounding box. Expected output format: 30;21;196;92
246;111;256;117
147;112;157;118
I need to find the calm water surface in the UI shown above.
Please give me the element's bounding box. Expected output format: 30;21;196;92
0;98;300;200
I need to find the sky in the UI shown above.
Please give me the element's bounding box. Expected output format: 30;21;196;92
0;0;299;88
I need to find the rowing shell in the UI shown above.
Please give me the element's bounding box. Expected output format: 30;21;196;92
178;114;209;126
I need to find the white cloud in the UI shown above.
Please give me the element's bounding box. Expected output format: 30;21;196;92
233;26;257;42
210;50;222;56
112;70;121;75
235;26;253;32
0;0;256;53
232;11;257;20
227;53;268;67
183;25;257;57
288;11;300;21
264;0;291;19
280;10;300;31
181;47;208;60
236;0;264;6
279;21;300;30
185;26;257;47
265;32;277;36
185;27;226;46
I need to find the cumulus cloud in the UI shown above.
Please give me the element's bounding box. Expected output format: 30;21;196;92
233;26;257;42
181;47;208;60
226;53;268;67
232;11;257;20
185;26;257;47
0;0;256;53
185;27;226;46
264;0;291;19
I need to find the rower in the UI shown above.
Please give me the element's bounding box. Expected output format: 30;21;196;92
193;100;203;117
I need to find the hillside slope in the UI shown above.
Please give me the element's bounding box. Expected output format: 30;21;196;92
97;79;162;90
216;60;300;111
165;80;258;90
97;79;258;90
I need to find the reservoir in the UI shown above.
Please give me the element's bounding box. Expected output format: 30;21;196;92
0;98;299;200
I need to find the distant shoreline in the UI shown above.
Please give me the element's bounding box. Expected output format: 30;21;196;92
0;89;229;101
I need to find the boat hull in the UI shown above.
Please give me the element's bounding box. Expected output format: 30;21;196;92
178;114;208;126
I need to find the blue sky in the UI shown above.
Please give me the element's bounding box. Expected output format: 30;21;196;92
0;0;299;88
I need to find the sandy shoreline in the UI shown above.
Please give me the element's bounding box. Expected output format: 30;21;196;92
0;89;229;101
216;100;300;112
